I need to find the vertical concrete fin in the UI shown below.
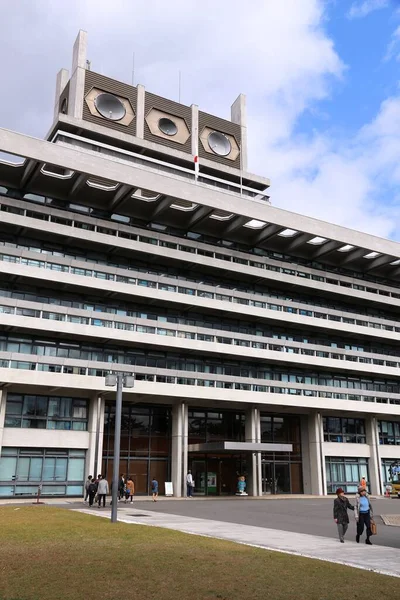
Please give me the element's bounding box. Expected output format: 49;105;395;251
191;104;199;158
231;93;248;172
68;30;88;120
54;68;69;122
136;84;145;139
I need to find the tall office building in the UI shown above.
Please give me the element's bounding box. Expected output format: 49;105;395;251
0;31;399;498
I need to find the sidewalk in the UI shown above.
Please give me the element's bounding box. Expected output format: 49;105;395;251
76;506;400;578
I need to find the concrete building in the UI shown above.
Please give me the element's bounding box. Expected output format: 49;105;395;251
0;31;400;498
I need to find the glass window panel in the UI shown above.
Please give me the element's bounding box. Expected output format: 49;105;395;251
67;485;84;495
0;456;17;480
17;457;30;481
29;458;43;481
67;458;85;481
43;458;55;481
55;458;67;481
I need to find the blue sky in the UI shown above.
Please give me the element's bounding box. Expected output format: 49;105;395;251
0;0;399;240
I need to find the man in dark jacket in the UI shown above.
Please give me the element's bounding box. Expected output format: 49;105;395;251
333;487;354;543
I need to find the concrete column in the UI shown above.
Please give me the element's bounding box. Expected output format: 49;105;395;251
256;409;262;496
136;84;145;139
245;407;261;496
191;104;199;158
302;412;324;495
366;417;381;495
171;402;186;497
85;394;99;480
53;68;69;121
94;395;105;477
68;29;87;120
231;93;248;172
0;389;6;456
182;402;188;496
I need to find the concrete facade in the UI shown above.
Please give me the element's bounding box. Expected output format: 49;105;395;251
0;31;399;498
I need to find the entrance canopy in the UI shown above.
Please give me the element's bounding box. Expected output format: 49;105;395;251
188;442;293;453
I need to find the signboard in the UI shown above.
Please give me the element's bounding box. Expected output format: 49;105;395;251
165;482;173;496
207;473;217;494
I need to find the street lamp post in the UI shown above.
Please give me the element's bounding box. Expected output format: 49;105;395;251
105;372;134;523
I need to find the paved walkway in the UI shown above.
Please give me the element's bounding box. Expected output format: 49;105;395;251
76;506;400;578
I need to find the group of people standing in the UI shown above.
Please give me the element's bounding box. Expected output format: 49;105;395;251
85;474;159;505
333;477;374;544
84;475;109;508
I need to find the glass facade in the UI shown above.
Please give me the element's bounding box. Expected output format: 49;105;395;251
378;421;400;445
323;417;366;443
188;409;245;496
0;447;85;496
4;393;88;430
102;403;171;495
325;457;369;494
260;414;303;494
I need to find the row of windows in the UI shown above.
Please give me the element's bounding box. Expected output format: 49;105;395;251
4;394;88;430
2;284;400;359
1;334;400;392
0;447;85;497
323;417;366;443
1;233;398;326
2;302;400;371
1;193;398;293
1;250;399;335
325;457;369;494
0;359;399;405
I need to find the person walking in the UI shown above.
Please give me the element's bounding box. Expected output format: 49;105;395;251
126;477;135;503
151;477;159;502
88;478;97;508
84;475;92;503
97;475;109;508
333;488;354;543
186;470;194;498
355;486;373;545
118;474;126;501
359;476;367;491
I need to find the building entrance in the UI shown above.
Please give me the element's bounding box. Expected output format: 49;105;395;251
261;461;303;494
189;454;247;496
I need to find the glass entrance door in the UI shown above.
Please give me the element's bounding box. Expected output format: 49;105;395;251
262;462;291;494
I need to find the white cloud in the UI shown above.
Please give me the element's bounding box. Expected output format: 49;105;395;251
0;0;399;240
347;0;389;19
385;25;400;61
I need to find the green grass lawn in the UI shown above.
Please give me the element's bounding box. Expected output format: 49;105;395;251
0;506;395;600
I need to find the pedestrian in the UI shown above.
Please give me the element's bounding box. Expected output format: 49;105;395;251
186;470;194;498
84;475;92;503
355;486;373;545
88;478;97;508
333;487;354;543
151;477;159;502
126;477;135;503
359;476;367;491
118;474;126;501
97;475;109;508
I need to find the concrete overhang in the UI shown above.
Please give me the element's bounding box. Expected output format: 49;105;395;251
187;442;293;453
0;126;399;279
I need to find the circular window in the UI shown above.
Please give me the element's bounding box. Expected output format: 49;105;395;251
94;93;126;121
158;117;178;136
208;131;231;156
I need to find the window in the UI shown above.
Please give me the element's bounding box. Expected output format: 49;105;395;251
379;420;400;445
325;457;369;494
4;394;88;431
323;417;366;443
0;448;85;497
